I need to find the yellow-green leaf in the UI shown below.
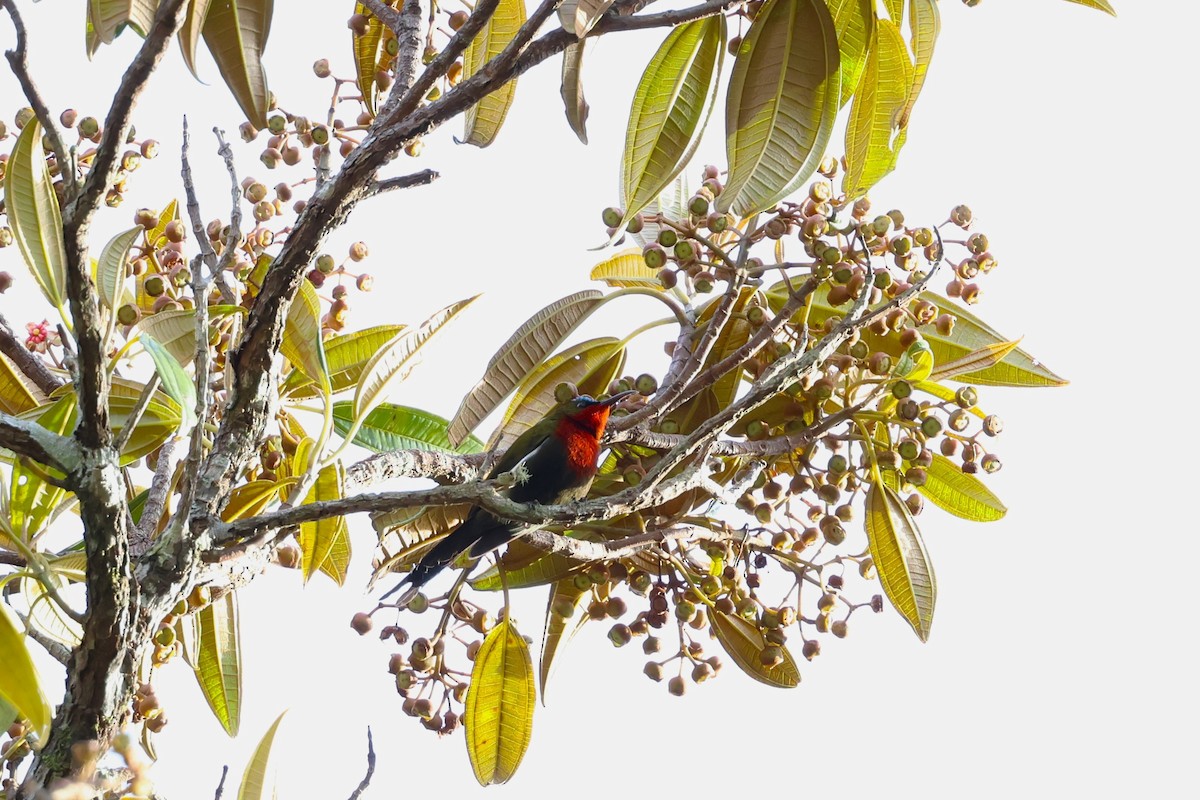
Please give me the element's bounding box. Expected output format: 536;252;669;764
462;0;526;146
0;603;52;743
629;173;690;250
136;306;252;366
96;226;141;313
86;0;157;57
557;0;614;38
221;479;291;522
1062;0;1116;15
864;481;935;641
465;619;535;786
619;15;725;228
470;550;578;592
676;289;759;433
918;454;1006;522
829;0;874;108
560;41;590;144
194;589;242;736
353;296;476;423
370;504;467;587
202;0;273;127
900;0;939;128
719;0;839;216
589;247;664;289
9;396;74;541
179;0;216;79
281;278;329;395
882;0;903;22
928;338;1021;383
842;18;912;198
352;3;386;114
333;401;484;454
282;324;406;399
710;609;800;688
539;578;589;700
22;570;84;649
0;354;40;415
236;710;287;800
449;291;604;446
894;338;934;382
299;462;349;585
3;121;67;309
487;337;623;452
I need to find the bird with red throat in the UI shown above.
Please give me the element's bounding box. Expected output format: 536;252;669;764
381;389;638;605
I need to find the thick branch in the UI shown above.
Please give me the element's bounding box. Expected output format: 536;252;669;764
0;411;78;472
345;449;487;490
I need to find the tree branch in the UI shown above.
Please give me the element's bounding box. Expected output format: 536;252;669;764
0;0;72;197
0;411;78;472
364;169;440;198
346;728;376;800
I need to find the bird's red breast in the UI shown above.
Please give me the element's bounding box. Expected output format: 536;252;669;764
555;405;612;476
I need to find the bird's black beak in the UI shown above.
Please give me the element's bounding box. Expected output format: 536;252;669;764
599;389;638;407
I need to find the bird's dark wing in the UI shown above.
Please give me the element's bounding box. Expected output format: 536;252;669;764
487;425;552;479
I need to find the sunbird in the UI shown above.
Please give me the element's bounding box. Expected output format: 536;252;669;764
382;390;638;605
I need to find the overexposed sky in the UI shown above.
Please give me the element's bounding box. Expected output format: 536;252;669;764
2;1;1196;798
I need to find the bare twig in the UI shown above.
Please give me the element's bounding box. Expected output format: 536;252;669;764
0;0;72;197
112;374;160;455
346;728;376;800
0;313;63;396
364;169;440;198
134;437;178;553
14;609;72;665
213;765;228;800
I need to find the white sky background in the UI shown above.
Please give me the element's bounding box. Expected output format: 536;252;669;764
2;0;1197;798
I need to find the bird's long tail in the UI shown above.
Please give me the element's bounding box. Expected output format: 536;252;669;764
378;510;516;606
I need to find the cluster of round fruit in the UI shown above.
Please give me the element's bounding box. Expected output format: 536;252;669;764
350;594;496;737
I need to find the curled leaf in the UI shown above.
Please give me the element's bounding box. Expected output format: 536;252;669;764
560;41;590;144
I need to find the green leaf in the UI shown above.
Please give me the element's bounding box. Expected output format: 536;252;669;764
842;18;912;198
194;590;242;736
179;0;216;79
928;338;1021;383
465;619;535;786
353;296;477;425
333;401;484;454
281;278;330;395
1062;0;1116;15
96;226;141;312
461;0;526;146
470;550;578;592
237;710;287;800
86;0;157;56
828;0;874;108
299;462;350;585
142;334;198;432
900;0;939;128
0;354;40;415
282;324;406;399
486;337;623;452
619;16;725;228
560;41;590;144
865;481;936;641
3;121;67;309
0;696;15;733
135;305;244;366
588;247;664;289
710;609;800;688
719;0;839;216
557;0;615;38
449;291;605;446
0;603;53;743
352;3;386;114
539;578;590;700
202;0;273;127
894;338;934;382
918;454;1006;522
